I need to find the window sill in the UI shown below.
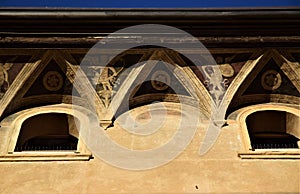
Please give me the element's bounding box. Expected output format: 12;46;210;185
238;149;300;159
0;152;92;162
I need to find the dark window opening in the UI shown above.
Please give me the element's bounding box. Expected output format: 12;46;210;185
250;132;298;149
15;135;78;151
246;110;299;149
15;113;78;152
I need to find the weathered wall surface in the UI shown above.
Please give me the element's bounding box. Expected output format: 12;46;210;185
0;123;299;193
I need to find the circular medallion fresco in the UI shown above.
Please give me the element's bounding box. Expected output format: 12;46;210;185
151;70;171;91
261;70;282;91
43;71;64;91
219;63;235;78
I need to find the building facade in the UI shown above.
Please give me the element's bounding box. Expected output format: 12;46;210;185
0;8;299;193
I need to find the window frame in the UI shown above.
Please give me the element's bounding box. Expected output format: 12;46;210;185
228;103;300;159
0;104;92;161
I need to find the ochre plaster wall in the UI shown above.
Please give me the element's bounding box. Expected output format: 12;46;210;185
0;122;299;193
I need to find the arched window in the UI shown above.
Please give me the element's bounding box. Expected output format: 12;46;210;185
0;104;92;161
246;110;299;149
14;113;78;151
228;104;300;159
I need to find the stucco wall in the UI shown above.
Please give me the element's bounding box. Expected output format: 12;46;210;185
0;121;299;193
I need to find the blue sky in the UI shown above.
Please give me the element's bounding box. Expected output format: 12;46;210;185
1;0;300;8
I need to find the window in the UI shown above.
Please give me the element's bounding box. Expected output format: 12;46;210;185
246;111;299;149
14;113;78;152
0;104;92;161
228;104;300;159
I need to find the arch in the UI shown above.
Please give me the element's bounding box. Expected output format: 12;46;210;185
0;104;92;161
75;24;217;130
228;103;300;156
91;48;212;128
246;110;299;149
224;49;300;116
0;50;101;120
14;113;79;152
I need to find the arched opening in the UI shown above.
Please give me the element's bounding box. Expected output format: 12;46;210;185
246;110;299;149
14;113;78;151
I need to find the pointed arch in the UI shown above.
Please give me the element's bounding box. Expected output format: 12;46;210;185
100;48;212;128
0;50;105;119
223;49;300;116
